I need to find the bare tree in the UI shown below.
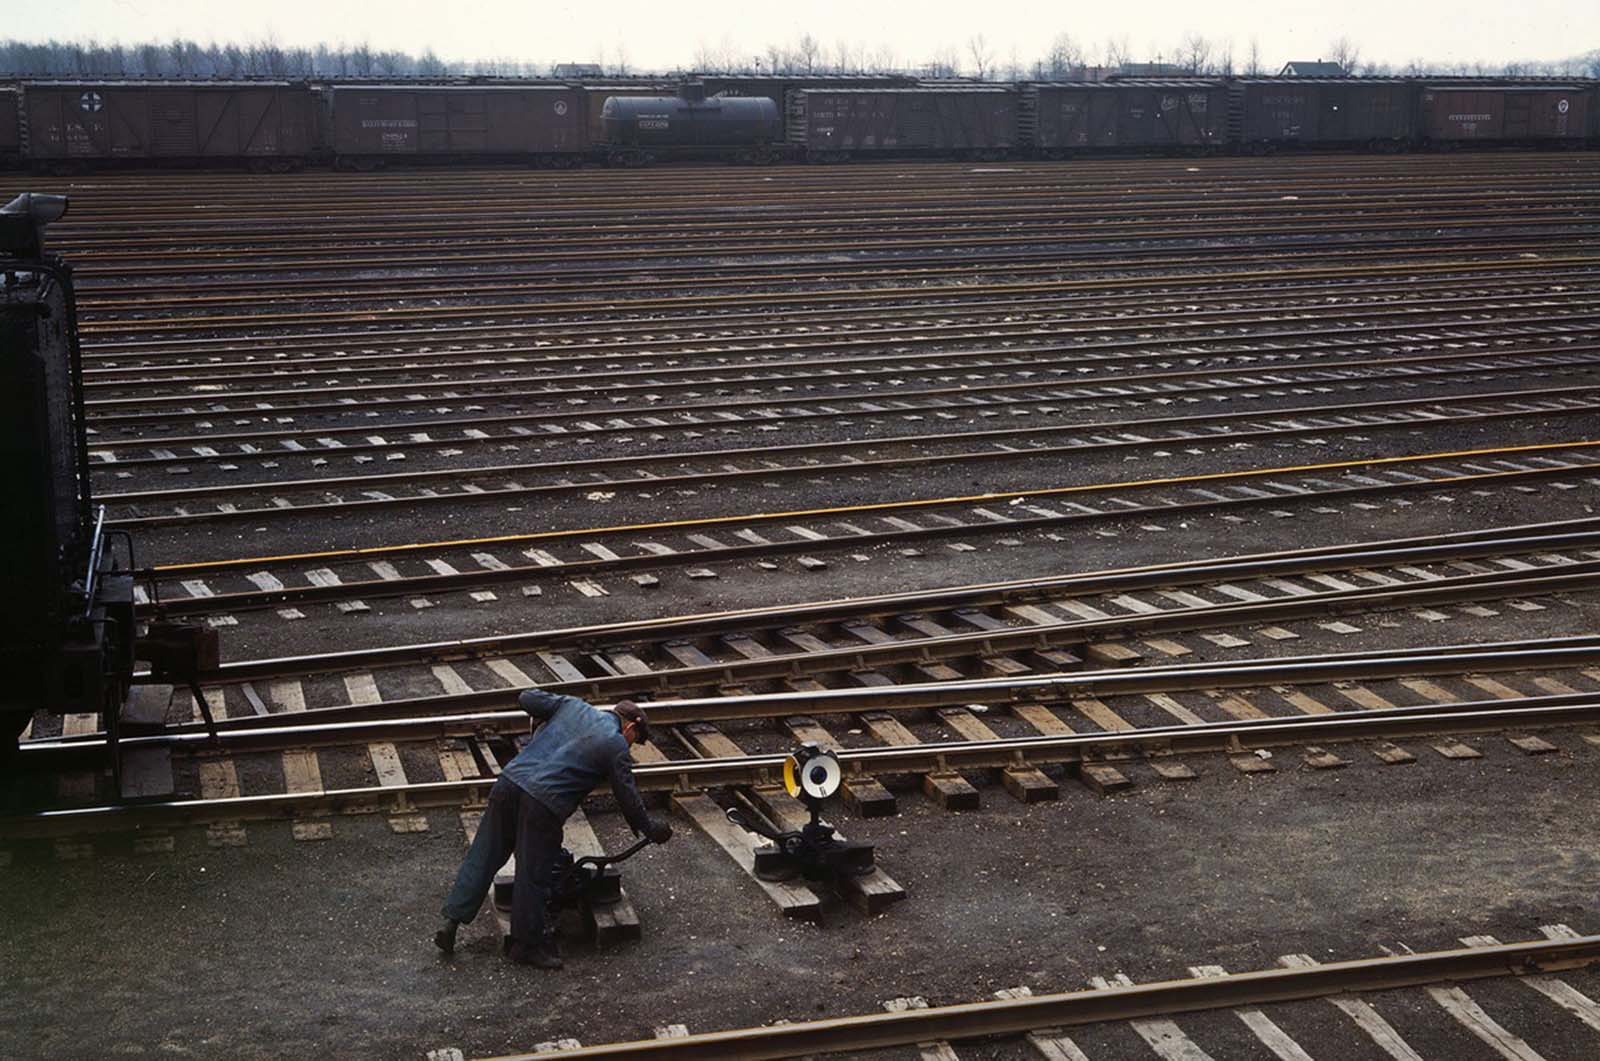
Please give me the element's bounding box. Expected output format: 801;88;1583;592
796;33;820;74
967;33;994;79
1103;35;1131;70
1178;33;1212;75
1245;36;1262;76
924;47;959;78
1327;36;1360;73
1043;32;1084;79
1216;39;1234;76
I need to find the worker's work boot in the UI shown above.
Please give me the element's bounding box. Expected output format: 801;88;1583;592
506;938;563;969
434;918;459;955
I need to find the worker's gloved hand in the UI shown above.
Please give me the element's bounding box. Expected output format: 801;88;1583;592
647;819;673;844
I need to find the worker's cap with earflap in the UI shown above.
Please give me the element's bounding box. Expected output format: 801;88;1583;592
613;699;652;744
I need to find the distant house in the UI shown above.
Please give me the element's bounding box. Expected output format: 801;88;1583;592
553;63;604;78
1279;61;1347;76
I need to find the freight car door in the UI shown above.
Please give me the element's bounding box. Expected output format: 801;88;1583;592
1504;93;1533;139
196;91;241;156
151;93;199;156
1319;86;1350;141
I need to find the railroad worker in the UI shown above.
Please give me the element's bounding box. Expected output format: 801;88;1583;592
435;693;670;968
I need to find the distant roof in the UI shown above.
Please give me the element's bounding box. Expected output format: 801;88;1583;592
1117;62;1191;77
1279;62;1347;76
1041;79;1222;89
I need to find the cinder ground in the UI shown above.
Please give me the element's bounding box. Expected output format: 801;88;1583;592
4;733;1599;1060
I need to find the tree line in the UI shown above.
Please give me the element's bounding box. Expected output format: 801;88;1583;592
1;34;1596;81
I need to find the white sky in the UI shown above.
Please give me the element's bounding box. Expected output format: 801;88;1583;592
22;0;1600;72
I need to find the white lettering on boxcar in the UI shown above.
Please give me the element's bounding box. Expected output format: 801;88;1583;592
361;119;419;129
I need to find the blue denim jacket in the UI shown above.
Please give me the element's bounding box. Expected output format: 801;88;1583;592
505;689;652;833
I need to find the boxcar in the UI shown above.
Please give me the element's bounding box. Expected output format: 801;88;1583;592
1231;78;1415;148
0;89;19;165
21;81;314;165
789;87;1017;158
1421;83;1590;144
328;85;587;163
1026;80;1226;153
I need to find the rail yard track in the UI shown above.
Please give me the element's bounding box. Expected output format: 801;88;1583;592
7;152;1600;1060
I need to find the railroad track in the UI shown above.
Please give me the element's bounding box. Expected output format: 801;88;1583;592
475;929;1600;1060
101;439;1600;560
78;291;1600;397
14;644;1600;836
77;267;1600;366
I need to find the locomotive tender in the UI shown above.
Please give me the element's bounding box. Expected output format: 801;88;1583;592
1;192;217;798
0;74;1594;170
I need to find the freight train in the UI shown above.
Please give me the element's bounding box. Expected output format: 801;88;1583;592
0;74;1595;170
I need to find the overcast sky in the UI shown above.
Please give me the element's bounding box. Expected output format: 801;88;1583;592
24;0;1600;71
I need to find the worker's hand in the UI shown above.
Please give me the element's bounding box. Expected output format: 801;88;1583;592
647;819;673;845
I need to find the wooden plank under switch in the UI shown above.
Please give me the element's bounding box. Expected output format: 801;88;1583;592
563;809;642;944
671;792;821;921
734;789;906;915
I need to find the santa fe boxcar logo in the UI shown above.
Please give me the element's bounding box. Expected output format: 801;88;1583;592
80;91;103;113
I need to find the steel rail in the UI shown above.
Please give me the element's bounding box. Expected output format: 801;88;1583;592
481;936;1600;1061
107;637;1600;742
67;209;1597;268
96;383;1600;508
153;514;1600;655
123;440;1600;575
72;255;1600;339
85;301;1600;409
79;293;1600;395
88;349;1600;464
82;329;1600;431
11;696;1600;839
80;282;1597;380
169;566;1600;711
75;278;1600;382
100;434;1600;533
65;230;1600;300
60;191;1600;250
71;239;1600;316
139;501;1600;621
56;211;1600;278
80;266;1600;361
